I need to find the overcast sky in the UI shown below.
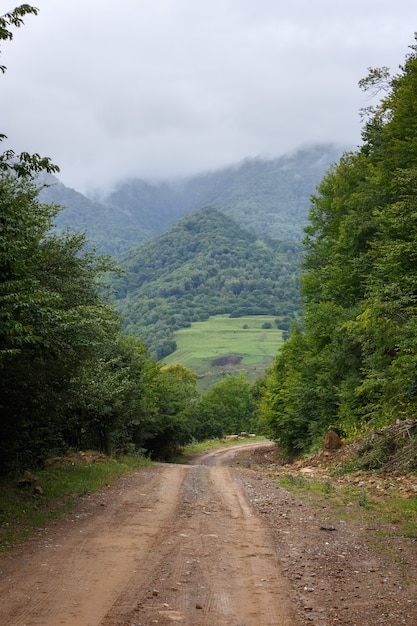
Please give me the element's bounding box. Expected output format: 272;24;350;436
1;0;416;193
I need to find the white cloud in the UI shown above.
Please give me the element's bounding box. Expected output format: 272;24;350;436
1;0;416;192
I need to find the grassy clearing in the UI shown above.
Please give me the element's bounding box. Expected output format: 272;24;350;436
0;454;151;551
163;314;283;390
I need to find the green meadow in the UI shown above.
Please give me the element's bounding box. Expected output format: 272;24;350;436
163;314;284;391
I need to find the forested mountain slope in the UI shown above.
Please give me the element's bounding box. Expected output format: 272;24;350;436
112;208;302;359
42;144;345;256
39;177;152;257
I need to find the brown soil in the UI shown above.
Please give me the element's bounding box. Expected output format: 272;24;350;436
0;441;416;625
211;356;242;366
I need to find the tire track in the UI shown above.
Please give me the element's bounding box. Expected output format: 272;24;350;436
122;455;297;626
0;466;186;626
0;444;298;626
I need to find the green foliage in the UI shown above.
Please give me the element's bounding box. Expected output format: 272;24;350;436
0;6;206;474
142;364;199;459
257;325;319;453
65;334;156;455
192;374;256;440
0;4;38;74
0;174;122;472
0;5;59;182
0;5;58;178
0;172;204;471
260;36;417;452
180;435;264;456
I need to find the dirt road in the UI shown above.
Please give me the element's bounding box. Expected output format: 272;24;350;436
1;441;417;626
0;442;298;626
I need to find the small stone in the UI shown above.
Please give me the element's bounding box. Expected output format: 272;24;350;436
196;603;203;609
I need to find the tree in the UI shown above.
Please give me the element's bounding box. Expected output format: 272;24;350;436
193;374;255;440
346;39;417;427
0;175;120;472
258;35;417;450
66;334;157;455
0;6;205;471
142;364;199;459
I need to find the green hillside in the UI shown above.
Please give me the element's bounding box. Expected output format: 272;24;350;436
112;207;301;359
163;315;284;391
39;175;151;256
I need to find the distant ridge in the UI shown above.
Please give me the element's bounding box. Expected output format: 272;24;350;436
41;143;346;256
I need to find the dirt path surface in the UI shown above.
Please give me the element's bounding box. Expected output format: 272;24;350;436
0;441;416;626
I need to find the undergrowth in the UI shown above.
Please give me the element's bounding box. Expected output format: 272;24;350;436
276;472;417;540
334;419;417;474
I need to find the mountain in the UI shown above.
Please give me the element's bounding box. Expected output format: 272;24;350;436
41;144;346;256
111;207;302;359
38;144;344;360
39;177;151;257
104;143;344;246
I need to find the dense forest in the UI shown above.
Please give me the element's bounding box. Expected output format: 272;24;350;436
112;207;301;358
258;39;417;455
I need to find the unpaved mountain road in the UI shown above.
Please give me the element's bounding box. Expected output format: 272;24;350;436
0;442;296;626
1;441;416;626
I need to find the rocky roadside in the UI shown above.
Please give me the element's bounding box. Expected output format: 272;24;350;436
232;446;417;626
